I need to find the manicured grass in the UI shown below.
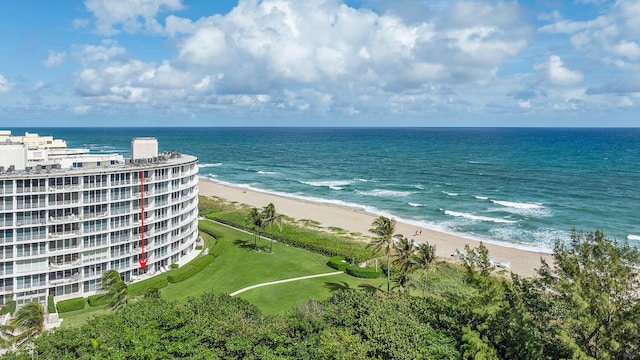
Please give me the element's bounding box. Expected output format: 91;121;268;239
161;221;334;301
237;273;386;315
60;305;109;328
61;221;471;326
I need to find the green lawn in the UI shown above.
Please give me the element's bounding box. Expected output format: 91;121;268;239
161;222;338;301
60;305;109;328
61;221;468;326
237;273;385;315
61;221;384;326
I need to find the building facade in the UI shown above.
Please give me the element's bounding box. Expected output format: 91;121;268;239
0;132;199;307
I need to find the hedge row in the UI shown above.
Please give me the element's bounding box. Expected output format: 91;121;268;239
209;214;371;263
327;256;350;271
211;237;227;257
198;220;224;240
129;275;169;297
167;254;215;283
57;297;86;313
88;294;108;307
47;295;56;313
345;266;382;279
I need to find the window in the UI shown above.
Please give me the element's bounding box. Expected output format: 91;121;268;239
83;279;101;292
16;258;47;273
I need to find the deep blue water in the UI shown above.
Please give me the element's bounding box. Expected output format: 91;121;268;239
13;127;640;252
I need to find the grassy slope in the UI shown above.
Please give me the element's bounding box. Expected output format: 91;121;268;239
161;221;340;301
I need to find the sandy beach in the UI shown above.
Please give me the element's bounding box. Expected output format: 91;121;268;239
199;178;551;277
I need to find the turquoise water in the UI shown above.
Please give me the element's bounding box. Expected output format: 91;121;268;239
17;127;640;252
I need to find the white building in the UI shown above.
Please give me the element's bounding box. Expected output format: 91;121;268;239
0;131;199;307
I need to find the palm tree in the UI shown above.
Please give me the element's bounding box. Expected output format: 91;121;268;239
248;207;263;251
414;242;437;297
392;270;415;295
391;236;418;296
262;203;283;254
9;301;45;349
100;270;131;311
368;216;397;294
392;235;416;273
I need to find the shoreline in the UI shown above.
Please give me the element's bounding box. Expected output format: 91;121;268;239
198;178;552;278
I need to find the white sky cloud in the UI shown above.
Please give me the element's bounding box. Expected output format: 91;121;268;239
84;0;183;35
535;55;584;87
1;0;640;126
42;51;67;68
0;74;15;94
27;81;45;93
71;0;532;118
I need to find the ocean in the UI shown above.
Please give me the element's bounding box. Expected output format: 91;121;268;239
15;127;640;253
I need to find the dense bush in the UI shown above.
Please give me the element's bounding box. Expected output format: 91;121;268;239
87;294;108;307
167;255;215;283
56;297;86;313
345;265;382;278
129;275;169;297
327;256;349;271
47;295;56;314
25;291;459;359
170;263;179;269
1;300;16;315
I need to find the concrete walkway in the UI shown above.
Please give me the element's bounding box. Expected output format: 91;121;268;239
229;271;344;296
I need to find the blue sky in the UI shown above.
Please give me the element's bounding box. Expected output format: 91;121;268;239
1;0;639;127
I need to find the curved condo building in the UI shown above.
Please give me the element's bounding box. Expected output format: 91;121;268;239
0;131;199;307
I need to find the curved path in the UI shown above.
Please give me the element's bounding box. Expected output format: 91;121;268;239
229;271;344;296
201;218;344;297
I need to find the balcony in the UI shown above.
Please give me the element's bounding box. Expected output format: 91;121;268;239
49;274;80;285
49;260;81;269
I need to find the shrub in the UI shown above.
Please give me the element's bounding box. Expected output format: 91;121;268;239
129;276;169;297
1;300;16;315
167;255;215;283
346;266;382;279
195;245;203;250
170;263;179;269
327;256;350;271
211;237;227;258
47;295;56;313
57;297;86;313
88;294;108;307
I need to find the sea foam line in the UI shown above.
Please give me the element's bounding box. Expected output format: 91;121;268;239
442;209;517;224
628;235;640;241
491;200;542;209
300;180;354;190
357;189;413;197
